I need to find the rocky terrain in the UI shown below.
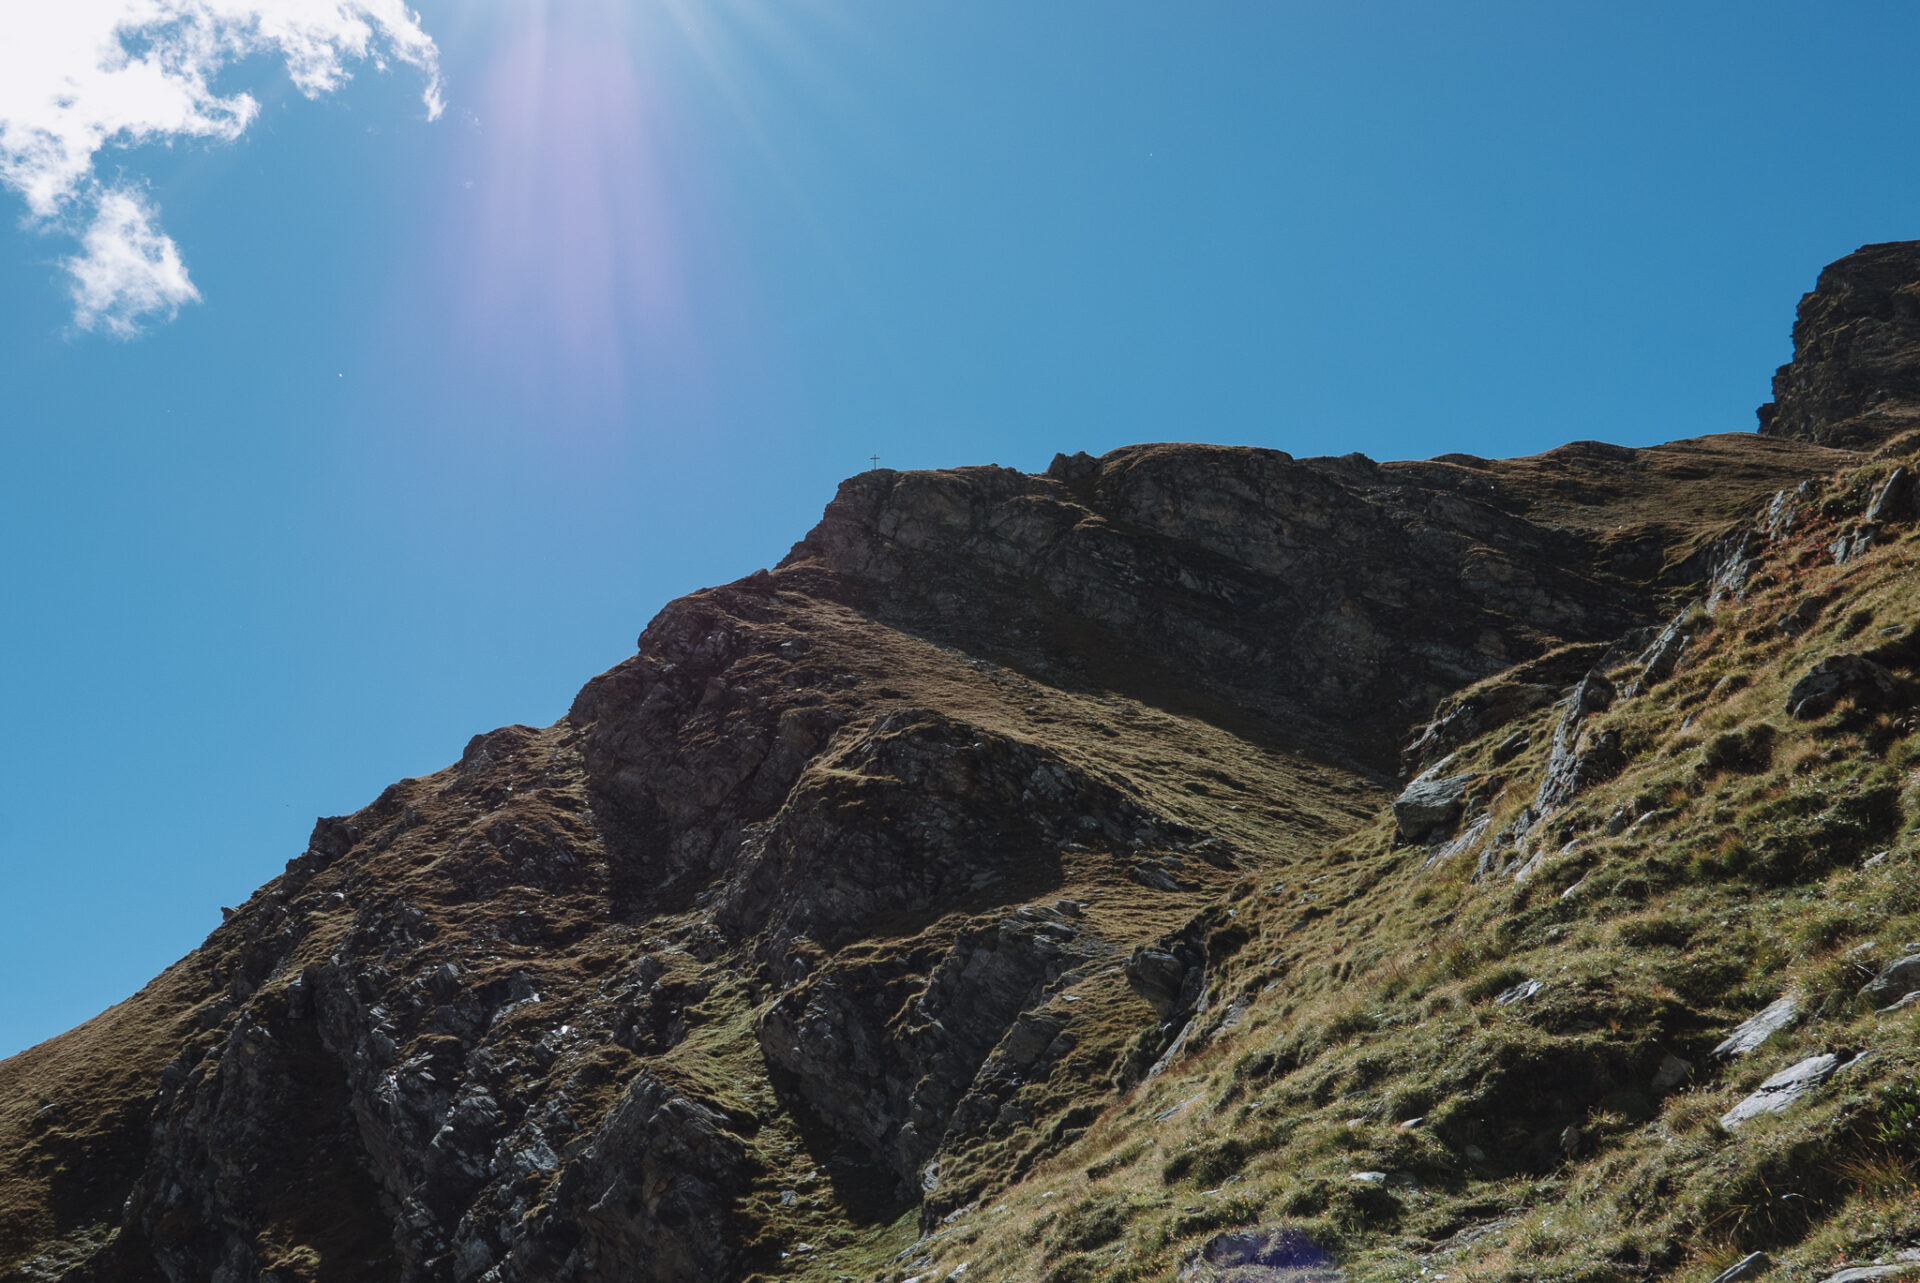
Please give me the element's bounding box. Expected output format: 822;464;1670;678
4;242;1920;1283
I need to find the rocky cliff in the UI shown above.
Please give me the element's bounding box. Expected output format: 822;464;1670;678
1758;241;1920;450
3;247;1918;1283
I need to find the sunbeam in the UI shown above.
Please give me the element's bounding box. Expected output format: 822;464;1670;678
451;1;688;420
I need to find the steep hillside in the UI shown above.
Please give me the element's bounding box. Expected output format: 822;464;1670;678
0;246;1912;1283
894;436;1920;1283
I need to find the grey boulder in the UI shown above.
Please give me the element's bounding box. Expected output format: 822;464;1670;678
1714;995;1800;1058
1720;1053;1838;1128
1818;1268;1914;1283
1786;654;1900;719
1861;954;1920;1002
1394;771;1473;843
1864;465;1915;524
1710;1252;1772;1283
1638;616;1693;686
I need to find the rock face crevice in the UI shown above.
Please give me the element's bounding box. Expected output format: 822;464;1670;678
1;244;1906;1283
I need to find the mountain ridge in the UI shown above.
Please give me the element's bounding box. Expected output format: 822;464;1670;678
4;243;1919;1283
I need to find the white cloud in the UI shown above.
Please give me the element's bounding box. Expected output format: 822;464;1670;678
0;0;442;335
66;186;200;336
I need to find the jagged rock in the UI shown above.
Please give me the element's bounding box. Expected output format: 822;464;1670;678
1426;813;1491;871
1638;614;1693;686
1707;531;1762;612
1715;995;1801;1057
1510;846;1549;885
1402;683;1555;777
1046;449;1101;488
1758;240;1920;448
1763;486;1802;537
1720;1053;1840;1128
1819;1267;1915;1283
1494;979;1543;1006
1711;1252;1773;1283
1127;943;1205;1023
479;1075;755;1283
1599;623;1661;669
757;906;1105;1206
1568;669;1614;717
307;814;362;864
1474;805;1539;881
1861;954;1920;1002
1832;526;1880;564
1786;654;1901;719
1536;672;1623;811
1393;770;1473;843
1866;466;1915;523
1130;861;1184;892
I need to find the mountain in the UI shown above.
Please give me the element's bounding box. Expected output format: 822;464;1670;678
3;244;1918;1283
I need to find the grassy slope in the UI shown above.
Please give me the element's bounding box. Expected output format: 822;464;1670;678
893;452;1920;1283
0;968;202;1279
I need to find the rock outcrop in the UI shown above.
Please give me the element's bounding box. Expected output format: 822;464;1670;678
788;437;1843;774
1759;241;1920;449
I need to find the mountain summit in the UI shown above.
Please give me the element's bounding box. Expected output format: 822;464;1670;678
5;248;1920;1283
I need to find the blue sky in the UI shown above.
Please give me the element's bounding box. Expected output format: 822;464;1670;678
4;0;1920;1058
